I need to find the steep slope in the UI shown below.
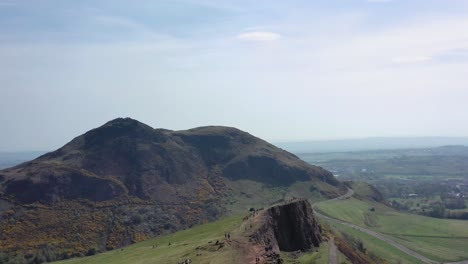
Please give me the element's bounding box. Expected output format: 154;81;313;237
0;118;342;261
249;199;322;263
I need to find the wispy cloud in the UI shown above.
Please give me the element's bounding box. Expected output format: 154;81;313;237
93;15;161;40
391;56;432;63
2;1;468;149
236;31;281;41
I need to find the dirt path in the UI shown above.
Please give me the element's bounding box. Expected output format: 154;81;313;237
236;211;267;264
328;236;338;264
314;188;468;264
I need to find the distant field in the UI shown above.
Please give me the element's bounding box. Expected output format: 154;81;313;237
382;174;464;180
329;223;425;264
299;151;406;163
316;198;468;262
298;146;468;181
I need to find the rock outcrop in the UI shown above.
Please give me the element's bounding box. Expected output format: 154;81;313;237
251;199;322;254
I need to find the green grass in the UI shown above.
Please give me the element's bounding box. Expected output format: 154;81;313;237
293;241;329;264
302;240;352;264
54;178;336;264
382;174;463;180
316;198;468;262
337;250;351;264
330;223;425;264
224;179;289;215
56;215;244;264
56;211;334;264
224;179;329;216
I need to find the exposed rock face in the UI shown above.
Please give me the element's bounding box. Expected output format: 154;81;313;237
251;200;322;253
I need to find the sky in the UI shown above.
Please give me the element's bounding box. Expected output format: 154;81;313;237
1;0;468;151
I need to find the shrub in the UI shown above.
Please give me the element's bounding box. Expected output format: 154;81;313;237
131;215;143;225
86;248;97;256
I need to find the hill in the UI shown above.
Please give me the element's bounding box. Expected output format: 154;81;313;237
0;118;342;262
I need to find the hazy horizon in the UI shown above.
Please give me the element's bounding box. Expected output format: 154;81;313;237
2;131;468;153
2;1;468;151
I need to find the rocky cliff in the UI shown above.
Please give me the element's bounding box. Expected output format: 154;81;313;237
250;199;322;256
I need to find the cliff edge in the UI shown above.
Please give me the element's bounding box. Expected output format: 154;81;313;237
249;199;322;262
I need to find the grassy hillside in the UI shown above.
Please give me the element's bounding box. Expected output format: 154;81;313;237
224;179;339;216
55;208;332;264
56;216;244;264
316;197;468;262
54;196;439;264
329;223;425;264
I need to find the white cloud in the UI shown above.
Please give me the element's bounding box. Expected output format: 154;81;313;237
236;31;281;41
2;2;468;147
306;15;468;70
391;56;432;63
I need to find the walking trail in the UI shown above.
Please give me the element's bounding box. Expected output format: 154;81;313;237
328;236;338;264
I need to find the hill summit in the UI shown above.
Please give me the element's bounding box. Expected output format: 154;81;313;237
0;118;341;261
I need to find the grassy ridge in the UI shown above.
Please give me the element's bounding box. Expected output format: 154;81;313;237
224;179;336;216
316;197;468;262
55;210;335;264
56;216;243;264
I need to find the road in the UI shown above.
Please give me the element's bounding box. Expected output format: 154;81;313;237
314;188;468;264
